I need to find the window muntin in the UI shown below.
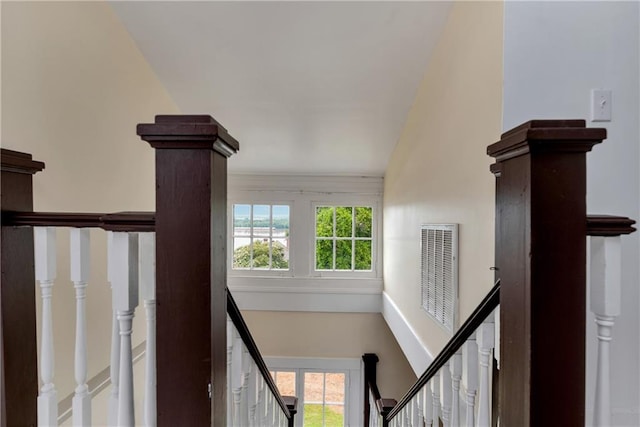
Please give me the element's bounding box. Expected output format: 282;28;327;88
232;204;290;270
315;206;372;271
271;369;346;427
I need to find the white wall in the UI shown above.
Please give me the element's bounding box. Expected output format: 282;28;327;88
241;311;417;401
503;2;640;425
2;0;179;404
383;1;503;372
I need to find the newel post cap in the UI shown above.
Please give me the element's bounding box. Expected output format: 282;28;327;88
1;148;45;174
137;114;239;157
487;119;606;164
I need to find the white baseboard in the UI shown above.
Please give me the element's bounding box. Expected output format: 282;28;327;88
381;291;432;375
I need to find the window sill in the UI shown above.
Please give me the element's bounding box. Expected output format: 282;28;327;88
227;276;383;312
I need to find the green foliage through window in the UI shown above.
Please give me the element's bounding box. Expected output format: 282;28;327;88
315;206;372;271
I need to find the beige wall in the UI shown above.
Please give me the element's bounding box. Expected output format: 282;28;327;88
383;2;503;357
242;311;417;400
2;1;179;400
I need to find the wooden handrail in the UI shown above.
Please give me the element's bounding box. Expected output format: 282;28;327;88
2;210;155;232
386;280;500;420
226;288;292;419
587;215;636;236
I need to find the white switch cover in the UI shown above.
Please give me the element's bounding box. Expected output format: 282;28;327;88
591;89;612;122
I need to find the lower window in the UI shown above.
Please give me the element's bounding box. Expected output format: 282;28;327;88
267;358;362;427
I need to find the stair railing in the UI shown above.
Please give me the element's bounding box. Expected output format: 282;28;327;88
367;120;636;427
1;115;298;426
384;281;499;427
227;289;297;427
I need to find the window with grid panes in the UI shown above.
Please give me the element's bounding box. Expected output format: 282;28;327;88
232;204;290;270
314;206;373;271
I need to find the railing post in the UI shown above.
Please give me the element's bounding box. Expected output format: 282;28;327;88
587;216;635;427
362;353;379;427
0;149;44;427
283;396;297;427
488;120;606;426
138;115;239;426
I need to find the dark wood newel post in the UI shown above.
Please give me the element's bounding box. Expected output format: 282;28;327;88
1;149;45;427
362;353;378;427
137;115;239;426
487;120;606;426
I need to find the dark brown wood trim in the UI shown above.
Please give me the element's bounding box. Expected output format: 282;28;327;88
2;211;103;228
487;120;606;162
1;149;45;175
100;212;155;232
377;398;397;427
387;281;500;420
489;119;606;426
140;114;238;426
137;115;239;157
227;290;292;419
1;149;43;426
587;215;636;236
1;211;155;232
283;396;298;427
362;353;379;427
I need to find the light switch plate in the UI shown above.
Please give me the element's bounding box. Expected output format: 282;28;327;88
591;89;612;122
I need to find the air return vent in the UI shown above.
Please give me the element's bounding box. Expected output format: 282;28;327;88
421;224;458;332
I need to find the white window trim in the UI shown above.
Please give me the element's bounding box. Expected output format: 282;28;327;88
310;202;379;278
227;175;384;312
265;356;363;427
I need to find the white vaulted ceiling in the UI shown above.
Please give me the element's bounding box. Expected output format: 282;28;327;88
111;1;451;175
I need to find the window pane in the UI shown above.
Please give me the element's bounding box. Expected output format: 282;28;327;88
273;371;296;396
324;405;344;426
335;207;353;238
251;239;270;269
253;204;270;237
325;373;345;426
316;207;334;237
316;240;333;270
304;372;325;426
355;207;372;238
233;238;251;269
355;240;372;271
273;205;290;237
272;240;289;270
335;240;352;270
233;204;251;235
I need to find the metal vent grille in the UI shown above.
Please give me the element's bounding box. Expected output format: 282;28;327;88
421;224;458;332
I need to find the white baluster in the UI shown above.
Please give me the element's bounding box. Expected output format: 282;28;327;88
476;317;495;427
450;351;462;427
462;335;479;427
247;359;258;426
139;232;156;427
256;375;266;426
431;371;440;426
494;308;500;369
231;329;243;426
414;389;423;427
240;348;251;427
35;227;58;426
227;318;234;426
590;235;622;426
112;232;139;427
71;229;91;426
107;232;120;427
423;382;433;426
440;363;452;427
265;390;273;426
